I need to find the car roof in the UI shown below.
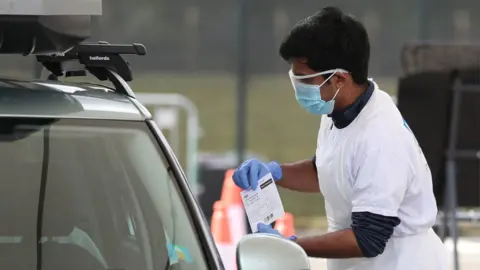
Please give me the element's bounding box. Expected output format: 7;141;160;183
0;79;150;120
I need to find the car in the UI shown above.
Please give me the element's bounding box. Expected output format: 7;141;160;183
0;11;311;270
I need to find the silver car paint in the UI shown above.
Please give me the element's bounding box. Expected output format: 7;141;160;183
0;80;147;120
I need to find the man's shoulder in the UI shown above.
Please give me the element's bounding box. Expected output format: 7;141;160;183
354;111;411;152
356;123;400;148
359;87;403;127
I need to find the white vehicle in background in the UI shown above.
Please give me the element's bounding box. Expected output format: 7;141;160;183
0;2;311;269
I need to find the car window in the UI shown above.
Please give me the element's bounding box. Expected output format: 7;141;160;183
0;117;208;270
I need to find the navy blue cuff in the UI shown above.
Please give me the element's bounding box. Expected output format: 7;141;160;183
351;212;400;258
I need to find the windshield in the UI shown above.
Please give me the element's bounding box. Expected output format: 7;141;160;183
0;117;208;270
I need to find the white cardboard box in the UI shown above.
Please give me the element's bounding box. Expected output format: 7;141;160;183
0;0;102;15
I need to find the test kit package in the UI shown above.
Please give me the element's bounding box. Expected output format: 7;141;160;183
240;173;285;233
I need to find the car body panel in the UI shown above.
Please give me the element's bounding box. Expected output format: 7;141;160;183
0;79;149;120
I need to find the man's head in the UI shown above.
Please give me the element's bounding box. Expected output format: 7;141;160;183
279;7;370;112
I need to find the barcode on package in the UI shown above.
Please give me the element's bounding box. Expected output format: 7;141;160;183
263;213;274;223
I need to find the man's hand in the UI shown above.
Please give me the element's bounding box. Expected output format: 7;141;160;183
233;158;320;193
232;159;282;190
256;223;297;241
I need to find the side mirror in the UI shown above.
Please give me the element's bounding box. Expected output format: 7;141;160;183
236;234;311;270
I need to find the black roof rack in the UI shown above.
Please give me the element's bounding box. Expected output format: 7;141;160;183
36;41;147;98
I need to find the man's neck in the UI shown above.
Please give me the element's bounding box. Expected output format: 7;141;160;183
336;83;369;110
328;82;374;129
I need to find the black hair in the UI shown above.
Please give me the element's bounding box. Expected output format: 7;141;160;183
279;6;370;85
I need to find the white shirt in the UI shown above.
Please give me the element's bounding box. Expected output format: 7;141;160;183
315;81;447;270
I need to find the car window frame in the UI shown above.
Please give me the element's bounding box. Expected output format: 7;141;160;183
144;119;224;270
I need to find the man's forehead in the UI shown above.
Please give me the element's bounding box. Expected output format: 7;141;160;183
290;59;314;76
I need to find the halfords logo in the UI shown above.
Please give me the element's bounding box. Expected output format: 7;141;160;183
89;56;110;61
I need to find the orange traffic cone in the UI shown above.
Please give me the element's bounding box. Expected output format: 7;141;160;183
274;212;295;237
211;201;236;270
220;169;247;246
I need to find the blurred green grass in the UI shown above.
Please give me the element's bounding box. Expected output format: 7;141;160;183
131;73;398;224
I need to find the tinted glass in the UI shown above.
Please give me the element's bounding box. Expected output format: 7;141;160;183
0;118;208;270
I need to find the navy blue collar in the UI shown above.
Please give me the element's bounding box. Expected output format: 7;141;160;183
328;81;374;129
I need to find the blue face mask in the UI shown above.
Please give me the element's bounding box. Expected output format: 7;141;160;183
289;68;349;115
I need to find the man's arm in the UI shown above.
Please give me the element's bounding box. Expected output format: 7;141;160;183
296;229;362;258
294;212;400;259
276;158;320;193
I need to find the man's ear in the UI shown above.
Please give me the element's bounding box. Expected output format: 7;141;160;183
333;73;347;89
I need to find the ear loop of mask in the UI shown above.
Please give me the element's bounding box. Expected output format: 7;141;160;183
331;86;341;100
319;71;339;100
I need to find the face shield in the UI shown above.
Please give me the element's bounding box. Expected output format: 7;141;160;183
288;68;349;115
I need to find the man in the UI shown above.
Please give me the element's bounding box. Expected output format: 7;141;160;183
232;7;447;270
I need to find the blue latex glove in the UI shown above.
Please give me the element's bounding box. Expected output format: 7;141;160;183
256;223;297;241
232;159;282;190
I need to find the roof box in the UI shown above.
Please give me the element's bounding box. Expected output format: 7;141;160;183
0;0;102;15
0;0;102;55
